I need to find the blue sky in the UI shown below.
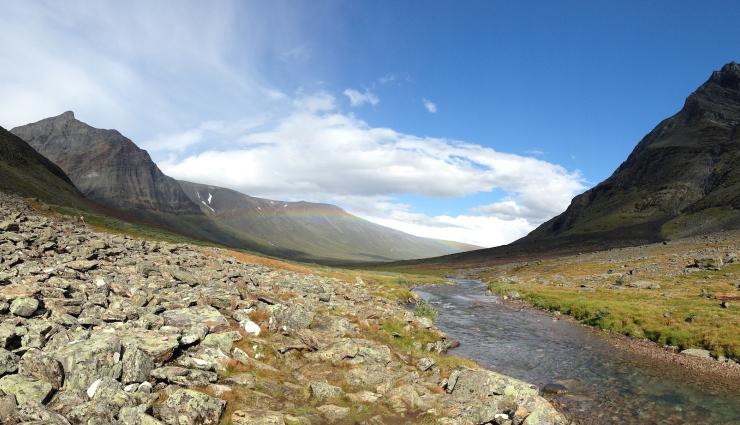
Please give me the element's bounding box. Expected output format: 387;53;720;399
1;1;739;246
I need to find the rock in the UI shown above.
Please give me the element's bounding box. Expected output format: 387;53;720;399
272;304;315;332
417;357;435;371
0;374;53;405
223;373;256;388
231;409;286;425
161;306;229;332
317;404;350;423
201;331;242;353
65;260;99;272
541;382;568;395
122;348;155;384
0;220;19;231
690;257;723;270
240;319;261;336
309;381;343;401
53;333;122;391
681;348;712;359
9;297;39;317
0;347;20;376
150;366;217;386
154;389;225;425
18;349;64;389
119;405;165;425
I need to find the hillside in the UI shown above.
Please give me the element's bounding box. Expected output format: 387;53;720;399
11;112;202;215
525;62;740;244
390;62;740;268
178;180;479;262
0;126;84;206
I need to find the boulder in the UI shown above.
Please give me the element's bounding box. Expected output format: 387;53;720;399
161;306;229;332
53;333;122;391
18;349;64;389
0;347;20;376
317;404;350;423
154;389;225;425
9;297;39;317
680;348;712;359
121;348;155;384
309;381;343;401
0;374;53;405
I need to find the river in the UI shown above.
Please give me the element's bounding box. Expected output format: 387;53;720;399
414;279;740;425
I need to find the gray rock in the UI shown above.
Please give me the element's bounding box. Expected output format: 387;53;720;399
309;381;343;401
0;347;20;376
154;389;225;425
161;306;229;332
53;333;122;391
122;348;155;384
681;348;712;359
10;297;39;317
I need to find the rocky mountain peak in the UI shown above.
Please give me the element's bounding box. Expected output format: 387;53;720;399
706;61;740;91
58;110;76;121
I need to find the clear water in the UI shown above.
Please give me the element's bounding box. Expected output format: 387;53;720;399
415;279;740;425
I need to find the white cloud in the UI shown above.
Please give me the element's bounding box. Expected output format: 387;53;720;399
159;95;585;246
343;89;379;107
0;2;586;247
423;98;437;113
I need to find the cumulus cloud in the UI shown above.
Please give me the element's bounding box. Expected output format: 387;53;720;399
343;88;379;107
423;98;437;113
159;95;585;246
1;2;586;247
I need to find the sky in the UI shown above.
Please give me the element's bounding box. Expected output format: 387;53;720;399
1;0;740;247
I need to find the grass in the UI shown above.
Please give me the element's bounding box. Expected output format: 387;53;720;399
484;258;740;359
413;299;438;321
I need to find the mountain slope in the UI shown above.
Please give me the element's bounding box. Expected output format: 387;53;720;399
524;61;740;243
178;180;480;262
12;112;201;215
387;62;740;268
0;126;84;206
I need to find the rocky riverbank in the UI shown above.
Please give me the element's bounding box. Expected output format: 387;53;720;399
0;191;564;425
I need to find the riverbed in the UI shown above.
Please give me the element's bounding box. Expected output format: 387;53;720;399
415;279;740;425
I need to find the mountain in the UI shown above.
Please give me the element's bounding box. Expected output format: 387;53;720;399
178;180;479;262
0;126;84;206
525;62;740;243
390;62;740;267
12;112;201;215
10;112;476;262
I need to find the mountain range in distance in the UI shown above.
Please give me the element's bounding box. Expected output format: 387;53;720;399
4;112;478;263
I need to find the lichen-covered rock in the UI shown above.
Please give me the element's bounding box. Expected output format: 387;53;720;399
0;347;19;376
308;381;343;401
317;404;350;423
154;389;225;425
0;374;53;405
53;333;122;391
161;306;229;332
121;348;155;384
9;297;39;317
18;349;64;389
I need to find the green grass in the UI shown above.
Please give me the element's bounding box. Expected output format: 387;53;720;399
486;265;740;359
413;299;438;321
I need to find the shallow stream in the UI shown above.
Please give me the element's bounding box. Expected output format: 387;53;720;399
415;279;740;424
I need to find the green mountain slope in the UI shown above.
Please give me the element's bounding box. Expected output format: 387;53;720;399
0;126;84;205
178;180;480;262
386;62;740;268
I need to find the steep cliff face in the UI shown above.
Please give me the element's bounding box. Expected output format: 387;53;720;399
12;112;202;215
525;62;740;243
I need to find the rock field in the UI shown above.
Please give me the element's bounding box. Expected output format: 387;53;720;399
0;192;564;425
